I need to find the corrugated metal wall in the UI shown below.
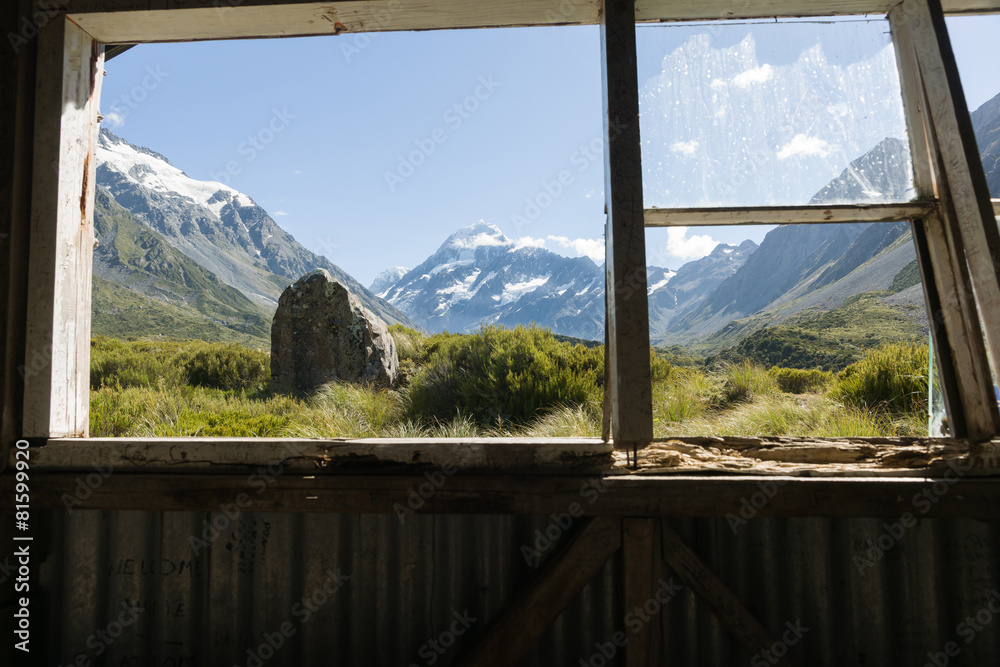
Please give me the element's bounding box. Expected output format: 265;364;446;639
14;510;1000;666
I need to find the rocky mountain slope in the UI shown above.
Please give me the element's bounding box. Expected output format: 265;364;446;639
661;137;919;346
972;90;1000;196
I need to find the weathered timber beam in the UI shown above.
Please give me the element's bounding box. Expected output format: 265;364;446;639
602;0;653;450
643;202;937;227
623;518;660;666
23;15;102;438
454;516;622;667
905;0;1000;427
890;6;1000;439
661;521;798;666
3;474;1000;518
55;0;1000;44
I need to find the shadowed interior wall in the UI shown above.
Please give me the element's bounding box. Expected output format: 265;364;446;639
14;510;1000;666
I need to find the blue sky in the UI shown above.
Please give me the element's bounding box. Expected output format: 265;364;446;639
101;15;999;286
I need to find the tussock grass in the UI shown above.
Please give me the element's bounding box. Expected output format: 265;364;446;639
832;342;929;414
722;361;780;404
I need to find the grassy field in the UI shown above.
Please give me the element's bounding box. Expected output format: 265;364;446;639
89;327;930;438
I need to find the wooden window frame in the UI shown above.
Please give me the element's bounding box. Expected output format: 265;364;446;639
9;0;1000;480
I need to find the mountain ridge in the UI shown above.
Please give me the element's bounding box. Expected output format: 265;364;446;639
95;129;417;333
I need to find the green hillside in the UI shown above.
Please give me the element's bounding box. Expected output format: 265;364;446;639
92;276;269;348
93;189;272;344
708;291;926;371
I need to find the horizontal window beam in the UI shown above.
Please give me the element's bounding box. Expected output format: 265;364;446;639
644;201;939;227
5;469;1000;518
63;0;999;44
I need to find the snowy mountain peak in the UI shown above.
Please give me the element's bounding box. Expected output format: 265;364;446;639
441;220;510;251
370;266;410;296
98;128;245;212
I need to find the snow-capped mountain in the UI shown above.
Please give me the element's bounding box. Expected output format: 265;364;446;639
370;267;409;296
379;221;606;339
95;129;415;329
648;240;758;333
375;221;755;340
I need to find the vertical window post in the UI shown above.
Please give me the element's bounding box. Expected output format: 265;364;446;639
890;0;1000;440
23;16;103;437
601;0;653;454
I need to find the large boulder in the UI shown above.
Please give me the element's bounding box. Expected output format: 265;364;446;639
271;270;398;393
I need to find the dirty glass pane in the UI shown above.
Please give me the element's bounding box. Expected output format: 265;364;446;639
638;18;915;208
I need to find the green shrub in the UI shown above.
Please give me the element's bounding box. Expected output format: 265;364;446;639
90;337;187;389
769;367;833;394
182;343;270;392
832;342;929;414
388;324;428;362
722;361;779;403
406;325;603;425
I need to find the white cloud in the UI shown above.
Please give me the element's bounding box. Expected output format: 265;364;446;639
293;169;303;175
665;227;719;260
670;140;699;156
512;235;606;262
546;236;605;262
273;210;289;216
513;236;546;250
103;110;125;128
731;63;773;88
776;134;833;160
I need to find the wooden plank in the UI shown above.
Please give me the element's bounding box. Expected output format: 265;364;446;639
455;516;622;667
602;0;653;450
22;436;612;472
623;518;659;667
5;473;1000;519
661;520;798;666
905;0;1000;429
992;199;1000;216
23;15;102;438
58;0;1000;43
644;202;936;227
0;0;37;471
16;435;996;474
